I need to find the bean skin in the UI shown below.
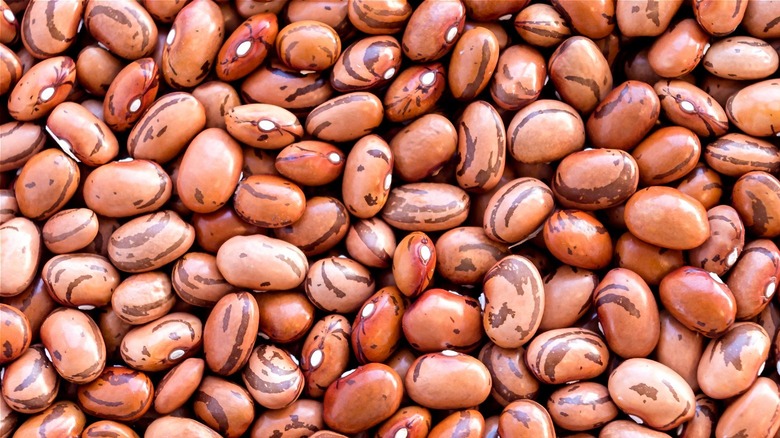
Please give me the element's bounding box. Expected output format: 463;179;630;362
241;344;304;410
76;366;154;422
216;13;278;82
203;292;259;376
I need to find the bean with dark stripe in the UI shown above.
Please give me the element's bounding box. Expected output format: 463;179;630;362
40;308;106;384
404;288;482;353
301;315;352;398
390;114;455;181
0;1;17;45
594;268;660;358
216;234;308;290
46;102;119;166
608;358;696;431
226;103;302;149
256;291;315;344
305;91;383;142
0;217;40;297
382;183;470;232
342;134;393;218
547;382;617;431
483;177;554;244
548;36;613;114
11;401;86;437
83;160;172;218
42;208;99;254
82;420;140;438
513;4;571;48
742;1;780;38
286;0;351;37
705;133;780;177
490;44;545;111
234;174;306;228
111;271;175;325
401;0;465;62
203;292;259;376
539;265;598;330
616;0;682;37
478;342;540;406
449;28;498;100
153;358;205;415
632;126;701;185
715;378;780;438
0;122;45;172
331;35;401;92
273;196;350;256
241;59;334;112
103;58;160;132
323;363;403;433
108;210;194;273
0;303;31;366
145;416;220;437
499;400;554;438
456;100;505;192
76;366;152;421
348;0;412;35
14;148;79;221
172;252;235;307
507;99;585;164
655;80;729;138
615;231;685;286
276;20;341;72
690;205;745;277
586;80;660;150
216;13;277;82
656;310;704;392
435;226;509;285
392;231;435;298
726;79;780;137
406;350;491;410
553;148;638;210
647;19;709;78
677;163;723;210
345;218;395;269
20;0;81;58
483;255;544;349
305;256;375;314
84;0;157;60
275;141;345;187
242;344;304;409
659;266;736;337
120;312;202;372
250;399;324;437
727;239;780;319
161;0;221;88
703;36;778;80
543;210;613;270
127;92;206;163
525;328;609;384
2;277;56;339
96;307;132;362
376;405;431;438
194;376;254;437
552;0;614;39
732;171;780;237
192;81;240;131
431;410;484;438
383;63;446;123
8;56;76;121
42;253;120;310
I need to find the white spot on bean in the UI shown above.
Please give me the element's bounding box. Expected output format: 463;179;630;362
129;98;142;113
46;125;80;163
447;290;462;296
420;71;436;86
327;152;342;164
676;425;684;436
361;302;375;318
679;100;696;113
341;368;356;378
758;361;765;376
418;245;431;263
258;119;276;131
702;43;711;56
726;248;739;267
166;28;176;46
597;322;604;335
290;354;299;366
776;359;779;376
77;18;82;33
565;380;580;384
236;40;252;57
3;9;14;22
39;87;55;102
441;350;458;356
384;173;392;191
629;415;644;425
394;428;409;438
78;305;95;311
544;75;550;86
554;91;561;100
239;171;245;180
383;67;396;80
708;271;724;284
169;349;185;360
765;282;776;299
97;42;109;51
258;332;270;340
0;368;4;380
445;26;459;43
43;348;52;361
499;13;513;20
117;157;134;162
300;70;316;75
310;349;323;368
478;292;486;310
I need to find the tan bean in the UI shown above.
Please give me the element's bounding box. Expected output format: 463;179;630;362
390;113;456;182
276;20;341;72
513;4;571;48
402;0;465;62
75;46;123;97
693;0;748;36
331;35;402;92
689;205;745;277
548;36;613;114
478;342;539;406
249;399;324;438
275;141;345;187
301;314;352;398
216;234;308;291
727;239;780;319
242;344;304;409
111;272;175;325
376;406;431;438
539;265;598;330
435;226;509;285
42;208;99;254
352;287;405;363
342;134;393;218
704;133;780;177
543;210;613;270
698;322;770;399
177;128;242;214
161;0;222;88
677;163;723;210
216;13;278;82
732;171;780;237
715;378;780;437
81;421;139;438
348;0;412;35
507;99;585;164
120;312;203;372
656;310;705;392
84;0;157;59
483;177;554;244
0;122;45;172
455;101;505;192
194;376;255;437
305;92;383;142
392;231;436;298
225;103;303;149
405;350;491;410
0;304;31;365
553;149;639;210
448;28;499;101
108;210;194;273
586;80;660;151
383;63;446;123
241;59;334;112
42;253;119;310
46;102;119;166
153;358;205;415
103;58;160;132
8;56;75;121
499;400;554;438
203;292;259;376
274;196;350;256
726;79;780;137
383;183;470;232
12;401;86;437
0;217;40;297
431;410;484;438
76;366;153;422
40;308;106;384
490;44;546;111
192;81;240;130
403;288;482;353
83;160;172;218
648;19;709;78
624;186;711;250
631;126;702;185
305;256;375;314
525;328;610;384
547;382;618;431
145;417;220;438
14;148;80;221
659;267;737;337
655;79;729;137
345;217;396;269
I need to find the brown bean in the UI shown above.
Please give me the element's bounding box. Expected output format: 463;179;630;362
191;207;263;254
216;13;278;82
177;128;242;213
14;148;80;221
499;400;554;438
455;101;505;192
145;417;220;438
301;314;352;398
391;231;436;298
103;58;160;132
0;122;45;172
84;0;157;59
676;163;723;210
742;1;780;39
348;0;411;34
276;20;341;72
127;92;207;163
275;141;345;187
608;358;695;430
331;35;401;92
594;268;660;358
715;378;780;437
108;210;194;273
478;342;539;406
120;312;202;372
274;196;350;256
249;399;324;438
76;366;153;422
655;79;729;137
225;103;302;149
376;406;431;438
615;232;685;286
254;291;313;344
732;171;780;237
727;239;780;319
402;0;465;62
84;160;172;218
81;421;140;438
659;266;737;337
403;288;482;352
1;277;56;340
154;358;205;415
75;46;123;97
586;80;660;151
600;420;671;437
96;307;132;362
383;183;470;232
286;0;350;36
624;186;710;250
632;126;702;185
548;36;613;114
191;81;240;131
689;205;745;276
0;304;31;365
507;99;585;164
490;44;545;111
242;344;304;409
705;133;780;177
42;253;119;310
704;37;778;80
693;0;747;36
241;59;334;113
305;92;383;142
342;134;393;218
305;256;375;314
547;382;618;431
482;177;554;244
46;102;119;166
12;401;86;437
383;63;446;122
448;28;498;101
0;217;40;297
539;265;598;330
431;410;484;438
435;226;509;285
0;43;22;95
525;328;610;384
543;210;613;270
352;286;405;363
345;217;396;269
726;79;780;137
405;350;492;410
647;19;709;78
216;234;308;291
194;376;255;437
513;4;571;48
161;0;222;88
40;308;106;384
111;272;174;325
698;322;770;399
390;113;456;181
553;149;639;210
42;208;99;254
8;56;75;121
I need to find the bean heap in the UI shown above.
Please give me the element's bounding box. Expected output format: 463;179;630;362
0;0;779;437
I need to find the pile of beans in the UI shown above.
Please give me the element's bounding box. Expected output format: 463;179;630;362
1;0;779;436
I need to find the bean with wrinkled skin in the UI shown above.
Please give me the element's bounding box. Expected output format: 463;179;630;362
76;366;153;422
704;133;780;177
655;80;729;138
46;102;119;166
403;288;482;353
732;171;780;238
191;81;240;130
689;205;745;277
40;308;106;384
127;92;207;163
726;79;780;137
631;126;702;185
351;287;405;364
256;291;315;344
435;227;509;285
553;149;639;210
659;267;737;337
275;141;345;187
274;196;350;256
216;13;277;82
586;80;660;151
383;63;446;122
14;148;80;221
242;344;304;410
345;217;396;269
624;186;711;250
305;92;383;142
0;122;45;172
103;58;160;132
390;114;456;181
507;99;585;164
342;134;393;218
305;256;375;314
42;208;99;254
75;46;123;97
331;35;401;92
548;36;613;114
376;406;431;438
383;183;470;232
249;399;324;438
543;210;613;270
111;272;174;325
145;416;220;438
402;0;464;62
226;103;302;149
727;239;780;319
405;350;491;410
11;401;86;437
525;328;610;384
703;37;778;80
0;217;40;297
513;4;571;48
120;312;202;372
0;304;30;365
547;382;618;431
153;358;205;415
715;378;780;438
84;0;157;60
42;253;119;310
216;234;308;291
391;231;435;298
300;315;352;398
499;400;554;438
108;210;194;273
677;163;723;210
490;44;545;111
429;410;484;438
194;376;254;438
478;342;539;406
241;59;334;112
